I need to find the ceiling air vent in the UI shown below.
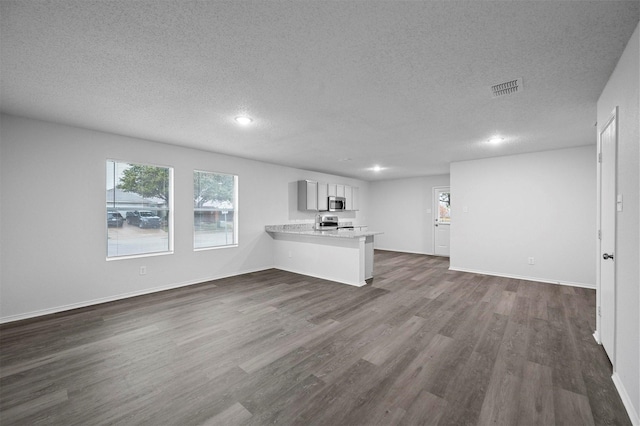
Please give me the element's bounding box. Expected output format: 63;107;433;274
490;78;523;98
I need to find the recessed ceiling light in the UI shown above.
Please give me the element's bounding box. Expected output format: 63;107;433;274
234;116;253;125
487;136;505;144
372;165;383;172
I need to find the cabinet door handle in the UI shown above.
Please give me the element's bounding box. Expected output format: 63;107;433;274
603;253;614;260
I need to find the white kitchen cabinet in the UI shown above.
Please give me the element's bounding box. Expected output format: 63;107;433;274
317;182;328;211
352;187;360;211
298;180;318;211
344;185;352;210
301;180;358;211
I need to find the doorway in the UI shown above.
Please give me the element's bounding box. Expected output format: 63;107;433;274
597;107;617;366
433;186;451;257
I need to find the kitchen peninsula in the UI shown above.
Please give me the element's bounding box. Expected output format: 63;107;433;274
265;224;383;287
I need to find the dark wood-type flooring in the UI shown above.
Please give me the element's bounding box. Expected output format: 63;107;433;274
0;251;630;425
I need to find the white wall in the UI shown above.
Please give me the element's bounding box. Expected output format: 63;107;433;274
450;146;596;287
0;114;369;322
369;175;450;254
597;23;639;424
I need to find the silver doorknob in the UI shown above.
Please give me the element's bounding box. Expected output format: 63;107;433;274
603;253;614;260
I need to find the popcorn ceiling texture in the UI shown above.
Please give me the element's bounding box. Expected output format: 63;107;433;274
1;0;638;180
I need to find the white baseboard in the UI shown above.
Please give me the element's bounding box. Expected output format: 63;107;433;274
0;266;271;324
273;266;367;287
374;247;437;256
448;266;595;289
612;372;640;426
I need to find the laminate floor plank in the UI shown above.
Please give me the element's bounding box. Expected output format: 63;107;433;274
549;321;588;395
294;358;379;425
438;350;496;425
336;347;429;426
242;373;325;426
309;322;394;384
492;319;529;379
516;361;555;426
311;287;390;324
554;387;596;426
0;251;629;425
383;296;434;328
201;402;253;426
400;390;447;426
239;319;341;373
0;388;68;424
473;312;509;360
362;315;427;366
476;366;522;426
383;333;454;412
238;346;323;413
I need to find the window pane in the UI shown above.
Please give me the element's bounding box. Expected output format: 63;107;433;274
107;160;172;258
194;170;237;249
438;192;451;223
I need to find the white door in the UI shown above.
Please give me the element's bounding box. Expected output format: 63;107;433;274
599;107;617;364
433;187;451;257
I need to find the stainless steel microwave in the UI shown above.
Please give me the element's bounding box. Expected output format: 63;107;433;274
328;196;346;211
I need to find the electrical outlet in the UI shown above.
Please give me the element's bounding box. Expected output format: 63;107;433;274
528;257;535;265
140;266;147;275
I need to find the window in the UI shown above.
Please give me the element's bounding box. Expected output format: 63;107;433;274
194;170;238;249
106;160;173;258
437;191;451;223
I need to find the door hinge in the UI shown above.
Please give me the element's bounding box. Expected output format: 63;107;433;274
598;306;601;317
598;229;602;240
598;152;602;163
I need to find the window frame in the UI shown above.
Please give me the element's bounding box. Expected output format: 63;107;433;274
106;159;174;260
193;169;239;251
436;190;451;224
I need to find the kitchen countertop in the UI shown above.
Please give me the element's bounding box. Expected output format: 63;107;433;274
265;224;382;239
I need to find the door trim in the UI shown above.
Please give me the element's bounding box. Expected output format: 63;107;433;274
595;106;617;368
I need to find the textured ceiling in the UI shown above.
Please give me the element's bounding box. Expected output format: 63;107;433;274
1;1;638;180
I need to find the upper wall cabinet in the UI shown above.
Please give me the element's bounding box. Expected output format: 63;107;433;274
352;187;360;211
298;180;360;212
318;182;328;211
344;185;352;210
298;180;318;211
343;186;360;211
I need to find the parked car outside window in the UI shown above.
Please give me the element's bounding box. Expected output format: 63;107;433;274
107;211;124;227
126;210;162;228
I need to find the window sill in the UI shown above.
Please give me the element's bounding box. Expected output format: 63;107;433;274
106;251;174;261
194;244;239;252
